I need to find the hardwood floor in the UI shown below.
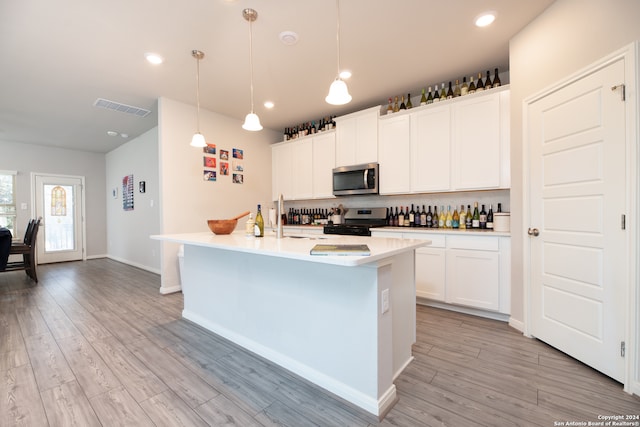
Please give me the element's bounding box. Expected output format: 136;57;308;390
1;259;638;426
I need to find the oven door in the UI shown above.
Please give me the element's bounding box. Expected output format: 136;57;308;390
332;163;378;196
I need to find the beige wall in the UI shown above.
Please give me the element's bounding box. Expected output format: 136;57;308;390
157;97;280;293
509;0;640;324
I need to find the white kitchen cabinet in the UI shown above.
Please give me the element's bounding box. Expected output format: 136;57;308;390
410;233;446;302
378;114;411;194
291;139;313;199
410;104;451;192
271;142;293;201
451;89;510;190
446;248;500;311
312;132;336;198
335;106;379;167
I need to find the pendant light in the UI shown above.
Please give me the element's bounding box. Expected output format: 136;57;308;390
190;50;207;147
242;8;262;131
325;0;351;105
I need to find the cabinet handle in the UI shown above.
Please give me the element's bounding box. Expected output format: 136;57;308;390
527;228;539;237
363;169;368;188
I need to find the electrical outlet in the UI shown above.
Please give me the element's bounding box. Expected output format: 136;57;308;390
381;288;390;314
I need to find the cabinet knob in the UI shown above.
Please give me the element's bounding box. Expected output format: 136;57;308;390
527;228;540;237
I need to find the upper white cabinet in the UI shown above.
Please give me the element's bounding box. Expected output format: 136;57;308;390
377;86;510;195
311;132;336;199
271;131;336;201
451;90;510;190
335;106;379;167
378;114;411;194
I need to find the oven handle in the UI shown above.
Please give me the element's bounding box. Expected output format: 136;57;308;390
363;169;368;188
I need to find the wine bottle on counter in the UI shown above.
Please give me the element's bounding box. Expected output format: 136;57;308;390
487;204;494;230
486;70;492;89
479;204;487;229
438;205;446;228
406;93;413;109
446;82;454;99
427;87;434;104
393;96;400;112
472;202;480;229
399;95;406;110
497;203;502;213
414;205;421;227
439;83;447;101
409;204;415;227
405;206;411;226
420;205;427;227
426;206;433;228
387;98;393;115
453;79;461;98
445;205;453;228
398;206;405;227
493;68;501;88
459;204;466;229
452;206;460;229
254;204;264;237
432;206;439;228
466;205;473;229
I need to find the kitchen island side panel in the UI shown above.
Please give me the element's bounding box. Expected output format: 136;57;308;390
181;243;413;417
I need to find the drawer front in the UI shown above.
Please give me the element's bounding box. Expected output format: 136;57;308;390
447;235;499;251
403;233;445;248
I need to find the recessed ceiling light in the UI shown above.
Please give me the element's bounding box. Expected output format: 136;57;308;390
475;12;496;27
264;101;275;109
144;52;164;65
339;70;352;80
107;130;118;137
279;31;299;46
120;133;129;138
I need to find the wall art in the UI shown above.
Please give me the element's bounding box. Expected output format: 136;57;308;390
122;174;134;211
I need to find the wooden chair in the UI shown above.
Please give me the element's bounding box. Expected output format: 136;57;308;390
5;218;41;282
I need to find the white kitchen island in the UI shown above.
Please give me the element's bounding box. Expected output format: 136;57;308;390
151;231;428;419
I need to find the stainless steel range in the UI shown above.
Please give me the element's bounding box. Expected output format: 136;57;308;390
323;207;387;236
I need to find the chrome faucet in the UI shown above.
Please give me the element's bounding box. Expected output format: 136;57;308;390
276;193;284;239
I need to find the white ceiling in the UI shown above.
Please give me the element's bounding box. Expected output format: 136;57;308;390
0;0;555;153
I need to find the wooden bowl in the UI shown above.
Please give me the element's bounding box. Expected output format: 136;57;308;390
207;211;251;235
207;219;239;235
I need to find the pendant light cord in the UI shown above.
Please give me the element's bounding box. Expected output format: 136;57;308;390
335;0;341;77
195;54;201;132
249;18;255;113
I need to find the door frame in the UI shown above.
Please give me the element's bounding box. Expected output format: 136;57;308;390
523;42;638;394
30;172;87;263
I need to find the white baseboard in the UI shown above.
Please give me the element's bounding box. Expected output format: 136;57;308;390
508;317;525;333
106;255;161;275
417;298;510;322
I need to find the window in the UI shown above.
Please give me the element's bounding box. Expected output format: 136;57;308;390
0;171;17;235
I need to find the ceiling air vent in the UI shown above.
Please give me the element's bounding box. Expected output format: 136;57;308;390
93;98;151;118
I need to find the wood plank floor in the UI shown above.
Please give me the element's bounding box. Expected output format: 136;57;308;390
1;259;638;426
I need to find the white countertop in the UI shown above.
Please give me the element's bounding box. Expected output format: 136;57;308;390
152;231;428;267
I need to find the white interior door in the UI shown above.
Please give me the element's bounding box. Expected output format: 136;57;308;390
34;174;85;264
527;58;627;382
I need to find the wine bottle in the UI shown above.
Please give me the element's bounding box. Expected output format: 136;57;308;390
446;81;454;99
438;205;446;228
387;97;393;115
452;206;460;229
439;83;447;101
255;204;264;237
406;93;413;109
426;86;433;104
479;204;487;229
420;205;427;227
414;205;421;227
487;204;494;230
432;206;439;228
472;202;480;229
460;77;469;96
409;204;415;227
426;206;433;228
468;76;476;94
476;72;484;91
420;88;427;106
398;206;405;227
497;203;502;213
405;206;411;227
445;205;453;228
486;70;492;89
399;95;406;110
453;79;461;97
458;204;466;229
466;205;473;229
493;68;501;88
393;96;399;112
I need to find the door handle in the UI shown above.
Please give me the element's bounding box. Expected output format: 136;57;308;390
527;228;540;237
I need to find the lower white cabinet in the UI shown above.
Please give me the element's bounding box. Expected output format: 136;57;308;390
371;229;510;314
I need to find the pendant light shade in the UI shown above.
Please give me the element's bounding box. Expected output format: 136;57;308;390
242;8;262;132
326;0;351;106
190;50;208;147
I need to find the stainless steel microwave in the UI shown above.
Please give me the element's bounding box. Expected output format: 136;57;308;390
332;163;379;196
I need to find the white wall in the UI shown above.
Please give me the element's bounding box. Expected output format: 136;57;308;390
157;97;280;293
105;127;161;272
0;140;107;257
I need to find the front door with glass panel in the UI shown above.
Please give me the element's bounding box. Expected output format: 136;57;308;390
34;174;85;264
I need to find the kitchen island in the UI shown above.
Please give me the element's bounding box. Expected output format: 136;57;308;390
151;231;428;419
